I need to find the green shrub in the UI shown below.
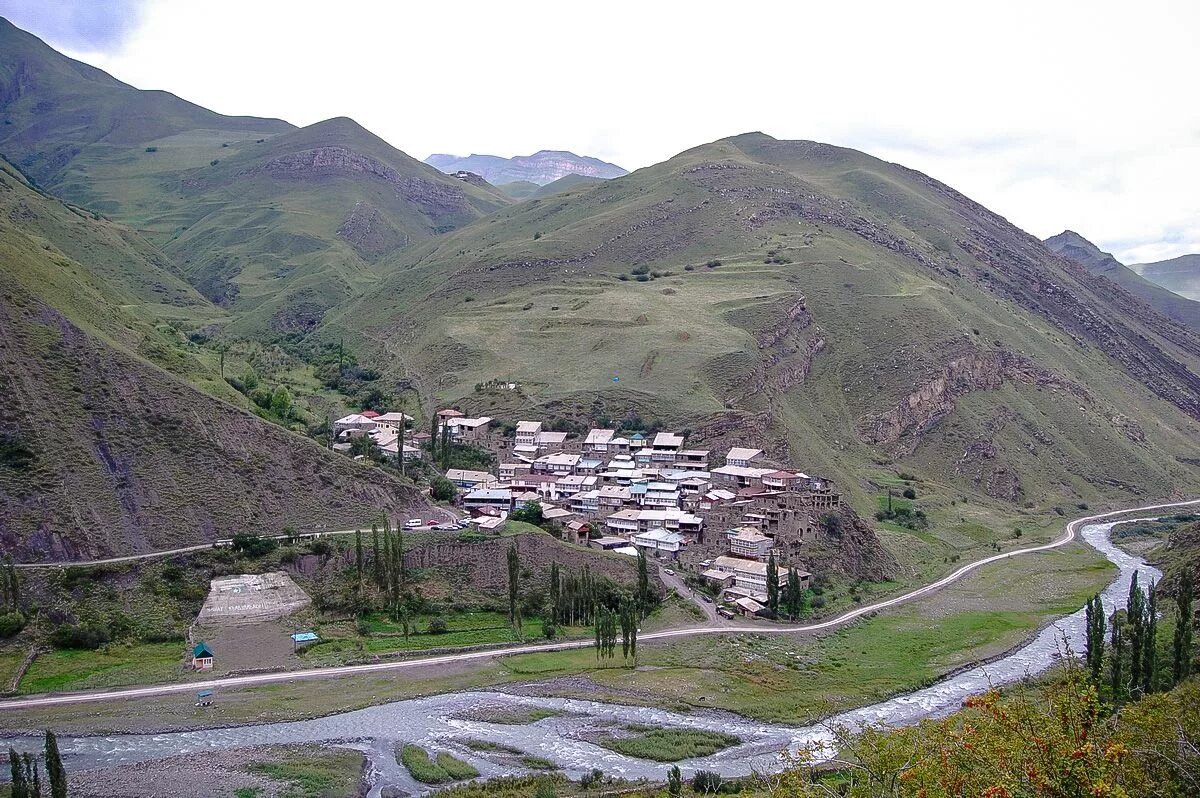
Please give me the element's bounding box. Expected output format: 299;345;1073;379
902;487;917;500
51;623;110;649
428;616;449;634
0;611;25;638
431;476;457;502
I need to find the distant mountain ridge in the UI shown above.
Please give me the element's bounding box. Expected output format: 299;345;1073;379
425;150;627;185
1134;254;1200;302
1044;230;1200;331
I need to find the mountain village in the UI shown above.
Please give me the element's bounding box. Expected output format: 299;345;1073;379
332;408;840;618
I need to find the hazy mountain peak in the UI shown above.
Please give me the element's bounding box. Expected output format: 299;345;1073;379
423;150;627;185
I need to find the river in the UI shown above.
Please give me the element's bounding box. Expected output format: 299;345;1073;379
0;519;1160;796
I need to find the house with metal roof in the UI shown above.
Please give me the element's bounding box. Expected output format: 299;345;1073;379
192;641;214;671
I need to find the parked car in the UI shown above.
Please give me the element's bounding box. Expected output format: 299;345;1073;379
404;519;422;529
701;595;713;603
663;568;675;576
435;523;457;530
427;519;441;526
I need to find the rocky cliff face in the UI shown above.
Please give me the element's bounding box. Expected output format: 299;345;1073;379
858;350;1086;452
258;146;475;227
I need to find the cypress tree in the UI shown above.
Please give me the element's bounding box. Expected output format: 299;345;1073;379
10;747;27;798
440;425;451;468
429;415;439;462
354;529;364;586
1085;594;1104;681
1111;616;1126;703
549;563;561;626
45;730;66;798
1128;571;1144;695
23;753;38;798
766;552;779;613
668;765;683;798
1142;580;1158;695
636;549;650;616
398;414;407;476
507;545;522;636
1174;571;1194;685
372;524;383;589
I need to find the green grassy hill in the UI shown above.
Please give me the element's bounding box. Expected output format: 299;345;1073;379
0;159;416;559
0;19;510;337
1045;230;1200;330
329;133;1200;514
0;17;292;188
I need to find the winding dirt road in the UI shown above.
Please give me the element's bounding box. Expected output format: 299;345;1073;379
2;499;1195;711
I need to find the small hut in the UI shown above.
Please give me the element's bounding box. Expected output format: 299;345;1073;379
192;641;214;670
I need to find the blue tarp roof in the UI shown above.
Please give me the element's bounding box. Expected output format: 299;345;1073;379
290;632;319;643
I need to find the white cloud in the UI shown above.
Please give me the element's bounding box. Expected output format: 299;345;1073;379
28;0;1200;263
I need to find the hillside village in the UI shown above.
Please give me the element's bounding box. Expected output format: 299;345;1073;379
331;408;841;618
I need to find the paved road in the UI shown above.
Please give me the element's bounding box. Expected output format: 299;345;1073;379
2;499;1195;711
658;565;725;624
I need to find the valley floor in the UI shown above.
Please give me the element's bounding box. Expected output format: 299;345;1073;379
0;537;1114;736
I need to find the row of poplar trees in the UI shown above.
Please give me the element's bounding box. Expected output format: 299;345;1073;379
350;518;408;622
8;731;67;798
1083;569;1194;702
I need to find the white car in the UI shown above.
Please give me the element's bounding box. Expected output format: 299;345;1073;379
404;519;423;529
663;568;675;576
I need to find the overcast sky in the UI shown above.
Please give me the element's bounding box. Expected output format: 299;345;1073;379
3;0;1197;263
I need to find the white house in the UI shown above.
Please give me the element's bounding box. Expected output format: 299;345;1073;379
533;451;581;475
333;413;377;437
727;527;772;560
373;412;414;432
584;429;616;453
463;488;513;513
712;555;775;593
445;468;497;489
725;447;765;468
515;420;543;448
632;528;685;557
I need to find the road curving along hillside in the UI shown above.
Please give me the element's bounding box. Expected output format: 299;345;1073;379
2;498;1196;711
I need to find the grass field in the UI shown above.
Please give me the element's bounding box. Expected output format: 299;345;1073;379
594;726;740;761
399;744;480;784
499;542;1116;724
246;747;365;798
18;642;185;694
303;610;553;663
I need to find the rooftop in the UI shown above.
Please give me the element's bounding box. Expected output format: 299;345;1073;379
726;447;764;461
585;429;615;445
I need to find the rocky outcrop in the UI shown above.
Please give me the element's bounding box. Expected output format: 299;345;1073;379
336;201;408;259
257;146;473;224
858;350;1087;449
955;440;1023;501
801;505;900;582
